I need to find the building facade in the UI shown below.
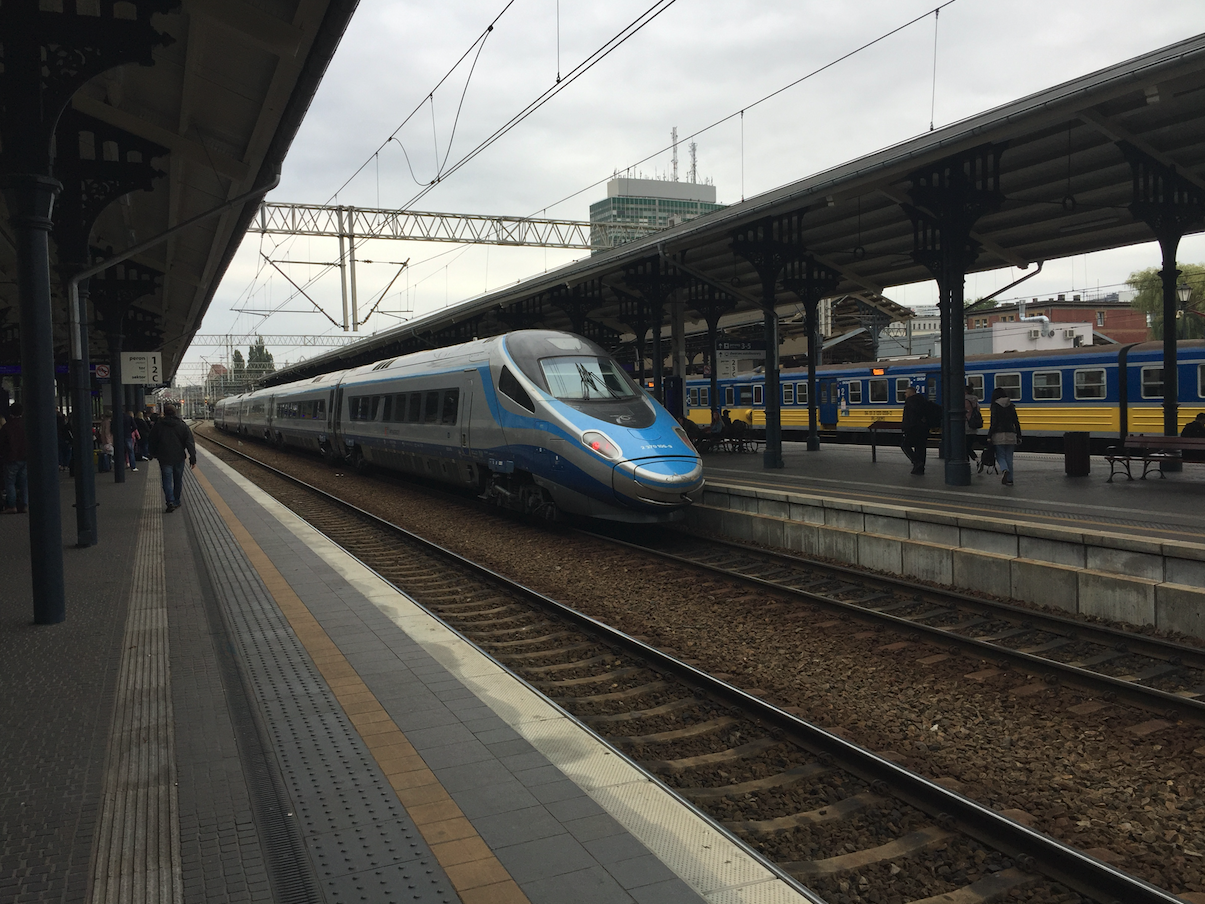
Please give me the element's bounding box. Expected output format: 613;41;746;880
589;177;725;252
965;293;1146;343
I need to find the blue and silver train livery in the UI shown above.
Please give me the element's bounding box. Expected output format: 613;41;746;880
214;330;704;522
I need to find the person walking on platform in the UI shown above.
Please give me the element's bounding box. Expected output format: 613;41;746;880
988;387;1022;487
901;384;930;475
1;403;28;513
149;403;196;513
965;383;983;467
97;409;114;472
123;409;139;472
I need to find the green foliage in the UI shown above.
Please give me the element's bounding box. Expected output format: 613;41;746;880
231;350;246;388
1127;263;1205;339
246;336;275;381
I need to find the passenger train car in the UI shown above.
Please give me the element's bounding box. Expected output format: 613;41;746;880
214;330;703;522
685;341;1205;445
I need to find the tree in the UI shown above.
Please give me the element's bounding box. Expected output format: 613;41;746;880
231;349;246;389
1127;262;1205;340
247;335;275;384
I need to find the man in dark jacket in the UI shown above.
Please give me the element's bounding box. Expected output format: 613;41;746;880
0;403;28;513
148;404;196;513
900;385;930;476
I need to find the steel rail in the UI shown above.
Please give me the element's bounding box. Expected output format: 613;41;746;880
583;528;1205;726
197;432;1185;904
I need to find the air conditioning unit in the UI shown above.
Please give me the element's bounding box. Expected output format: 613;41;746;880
1063;329;1077;339
1028;329;1041;339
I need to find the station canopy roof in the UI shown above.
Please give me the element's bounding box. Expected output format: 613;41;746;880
0;0;358;381
266;32;1205;385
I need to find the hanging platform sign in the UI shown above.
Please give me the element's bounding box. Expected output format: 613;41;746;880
120;353;162;384
715;340;765;378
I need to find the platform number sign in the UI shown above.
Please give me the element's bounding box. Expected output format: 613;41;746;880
120;352;162;384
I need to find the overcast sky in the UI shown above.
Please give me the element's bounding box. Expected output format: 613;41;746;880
185;0;1205;379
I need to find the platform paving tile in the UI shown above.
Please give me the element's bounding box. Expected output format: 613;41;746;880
421;739;495;769
495;833;599;883
453;780;543;820
200;452;717;904
630;877;719;904
564;813;631;844
471;807;567;848
521;865;634;904
584;832;655;866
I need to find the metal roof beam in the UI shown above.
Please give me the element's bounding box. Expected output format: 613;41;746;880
1078;108;1205;194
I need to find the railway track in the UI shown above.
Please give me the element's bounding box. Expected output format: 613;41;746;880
583;526;1205;726
198;432;1186;904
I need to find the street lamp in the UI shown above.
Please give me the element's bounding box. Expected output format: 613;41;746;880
1177;283;1192;338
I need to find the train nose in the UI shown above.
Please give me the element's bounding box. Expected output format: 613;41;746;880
614;456;704;505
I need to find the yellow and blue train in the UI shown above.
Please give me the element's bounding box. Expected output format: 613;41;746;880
685;340;1205;448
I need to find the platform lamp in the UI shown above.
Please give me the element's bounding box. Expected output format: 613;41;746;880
1178;282;1192;339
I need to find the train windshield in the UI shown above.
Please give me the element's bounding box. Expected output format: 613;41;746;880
540;357;639;401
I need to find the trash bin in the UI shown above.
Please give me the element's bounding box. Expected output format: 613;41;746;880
1064;431;1090;476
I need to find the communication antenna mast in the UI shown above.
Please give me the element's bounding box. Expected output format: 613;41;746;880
671;126;679;182
689;141;697;184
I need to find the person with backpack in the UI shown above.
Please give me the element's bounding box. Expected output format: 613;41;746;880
988;387;1023;487
148;404;196;513
901;384;931;475
965;383;984;466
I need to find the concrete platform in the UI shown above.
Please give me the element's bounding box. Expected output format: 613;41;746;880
701;443;1205;545
692;444;1205;639
0;452;814;904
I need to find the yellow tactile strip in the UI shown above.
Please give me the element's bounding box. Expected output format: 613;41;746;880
194;468;530;904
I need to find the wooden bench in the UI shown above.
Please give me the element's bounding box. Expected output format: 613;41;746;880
1105;434;1205;482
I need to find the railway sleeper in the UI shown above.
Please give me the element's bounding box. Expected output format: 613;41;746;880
905;868;1039;904
783;825;954;876
569;680;674;703
644;737;780;773
726;791;887;835
532;667;641;688
685;763;830;802
610;716;738;746
495;642;601;663
577;697;702;724
485;631;578;649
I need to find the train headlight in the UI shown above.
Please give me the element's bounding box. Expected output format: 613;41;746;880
673;425;696;452
581;431;622;461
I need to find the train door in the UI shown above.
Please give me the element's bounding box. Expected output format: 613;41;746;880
460;370;474;450
819;378;839;426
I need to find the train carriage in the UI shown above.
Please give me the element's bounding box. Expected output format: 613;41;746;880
685;341;1205;445
214;330;704;522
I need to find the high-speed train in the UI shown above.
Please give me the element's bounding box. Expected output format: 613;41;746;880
214;330;704;522
685;341;1205;445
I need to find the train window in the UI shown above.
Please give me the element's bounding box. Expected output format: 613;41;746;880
796;381;808;403
390;394;406;421
407;393;423;422
700;387;709;408
441;389;459;425
821;384;829;404
498;366;535;412
847;381;862;404
724;386;734;406
1199;364;1205;398
349;396;378;421
995;373;1021;400
1033;371;1062;400
1141;367;1163;399
869;379;888;403
380;396;392;422
752;384;763;406
687;388;699;407
423;391;441;423
783;384;794;405
895;378;910;402
1074;369;1106;400
541;356;639;400
967;374;984;401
